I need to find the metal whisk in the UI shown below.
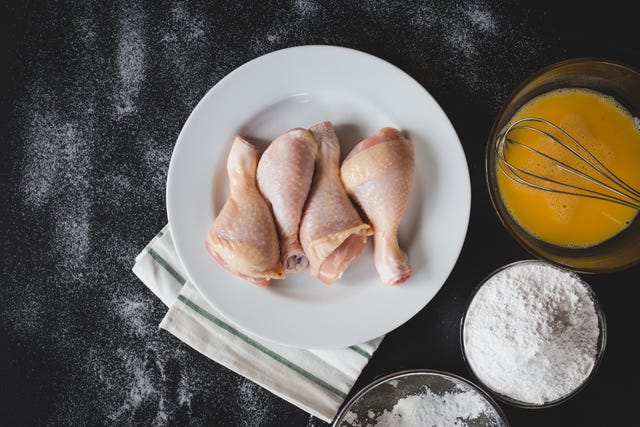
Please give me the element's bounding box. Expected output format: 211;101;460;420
495;117;640;209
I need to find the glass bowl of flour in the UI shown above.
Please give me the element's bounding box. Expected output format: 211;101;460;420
332;369;509;427
460;259;607;408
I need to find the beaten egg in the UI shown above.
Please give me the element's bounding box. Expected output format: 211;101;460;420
497;88;640;248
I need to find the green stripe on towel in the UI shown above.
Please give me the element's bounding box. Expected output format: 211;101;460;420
177;294;348;399
147;248;186;285
148;237;362;397
349;345;372;359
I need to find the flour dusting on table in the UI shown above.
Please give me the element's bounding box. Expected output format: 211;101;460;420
5;0;554;425
115;2;147;118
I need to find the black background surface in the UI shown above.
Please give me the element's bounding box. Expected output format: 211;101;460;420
3;1;638;425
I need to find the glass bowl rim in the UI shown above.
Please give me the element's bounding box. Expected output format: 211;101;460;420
332;368;510;426
484;57;640;274
459;259;608;409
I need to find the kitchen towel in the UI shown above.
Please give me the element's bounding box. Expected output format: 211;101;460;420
132;225;383;423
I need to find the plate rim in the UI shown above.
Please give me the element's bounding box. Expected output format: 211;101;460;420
166;44;471;349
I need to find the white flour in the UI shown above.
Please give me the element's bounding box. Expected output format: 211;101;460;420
115;2;146;118
463;261;600;404
345;384;496;427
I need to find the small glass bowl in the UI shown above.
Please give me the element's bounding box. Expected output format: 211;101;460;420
485;58;640;273
460;259;607;409
333;369;509;426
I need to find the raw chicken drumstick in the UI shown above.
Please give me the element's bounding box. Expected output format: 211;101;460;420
206;136;285;286
257;128;318;273
299;121;372;284
340;127;414;285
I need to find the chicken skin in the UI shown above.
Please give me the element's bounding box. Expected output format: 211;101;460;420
206;136;285;286
257;128;318;273
340;127;414;285
299;121;371;284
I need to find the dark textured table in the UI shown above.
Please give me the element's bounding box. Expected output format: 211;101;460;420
3;1;638;425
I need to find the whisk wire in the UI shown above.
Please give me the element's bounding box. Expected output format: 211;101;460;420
498;156;640;209
496;117;640;210
539;119;640;199
502;135;640;204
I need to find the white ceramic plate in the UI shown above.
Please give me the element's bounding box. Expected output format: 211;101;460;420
166;45;470;349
